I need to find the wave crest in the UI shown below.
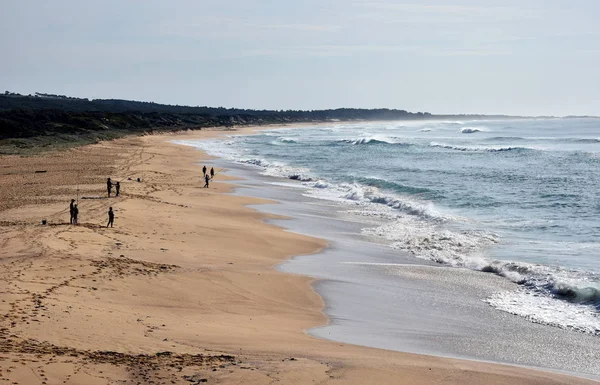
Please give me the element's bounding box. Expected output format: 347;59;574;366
572;138;600;144
461;127;486;134
337;136;410;146
553;281;600;307
430;142;532;152
308;182;446;221
339;137;392;145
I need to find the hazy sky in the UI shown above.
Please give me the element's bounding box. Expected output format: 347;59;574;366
1;0;599;116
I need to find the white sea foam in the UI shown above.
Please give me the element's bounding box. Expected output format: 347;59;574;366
258;160;314;181
313;180;330;189
279;137;298;143
361;218;498;267
487;290;600;335
460;127;488;134
304;181;448;221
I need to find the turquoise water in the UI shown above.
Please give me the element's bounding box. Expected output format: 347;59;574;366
183;118;600;334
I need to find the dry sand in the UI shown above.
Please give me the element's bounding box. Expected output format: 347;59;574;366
0;128;596;385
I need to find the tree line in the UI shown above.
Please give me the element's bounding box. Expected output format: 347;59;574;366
0;92;519;143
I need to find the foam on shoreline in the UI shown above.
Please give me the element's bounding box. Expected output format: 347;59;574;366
175;135;600;337
177;136;600;379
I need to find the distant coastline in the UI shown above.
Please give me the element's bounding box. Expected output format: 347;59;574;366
1;91;597;155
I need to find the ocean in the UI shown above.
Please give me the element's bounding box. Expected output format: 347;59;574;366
176;118;600;377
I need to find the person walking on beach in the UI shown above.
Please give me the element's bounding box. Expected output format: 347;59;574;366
204;173;210;188
115;181;120;197
202;165;207;176
107;177;113;197
210;167;215;179
69;199;76;224
107;207;114;228
72;204;79;225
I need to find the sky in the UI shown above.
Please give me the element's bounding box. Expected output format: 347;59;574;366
1;0;599;116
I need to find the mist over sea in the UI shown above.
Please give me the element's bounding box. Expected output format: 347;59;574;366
184;118;600;336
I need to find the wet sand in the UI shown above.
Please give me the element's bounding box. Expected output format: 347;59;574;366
205;163;599;379
0;128;596;384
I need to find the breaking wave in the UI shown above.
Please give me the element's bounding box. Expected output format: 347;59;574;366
239;158;313;181
304;181;447;222
337;137;403;145
460;127;487;134
364;218;600;334
429;142;533;152
279;137;298;144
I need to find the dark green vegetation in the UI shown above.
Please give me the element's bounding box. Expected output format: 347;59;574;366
0;107;237;154
0;91;516;154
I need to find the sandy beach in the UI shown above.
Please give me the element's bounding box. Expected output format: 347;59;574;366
0;127;596;385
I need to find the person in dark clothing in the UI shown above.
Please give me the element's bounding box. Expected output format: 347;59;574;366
115;182;120;197
202;165;207;176
107;178;113;197
204;174;210;188
69;199;76;224
210;167;215;179
107;207;114;228
72;204;79;225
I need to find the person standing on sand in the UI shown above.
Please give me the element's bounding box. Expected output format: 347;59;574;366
72;204;79;225
115;181;120;197
210;167;215;179
202;165;207;176
107;207;114;228
204;173;210;188
69;199;76;224
107;177;113;197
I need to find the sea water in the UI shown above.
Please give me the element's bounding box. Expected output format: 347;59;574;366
179;118;600;335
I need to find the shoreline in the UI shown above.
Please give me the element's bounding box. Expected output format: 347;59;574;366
0;128;596;384
172;128;600;381
197;137;600;380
